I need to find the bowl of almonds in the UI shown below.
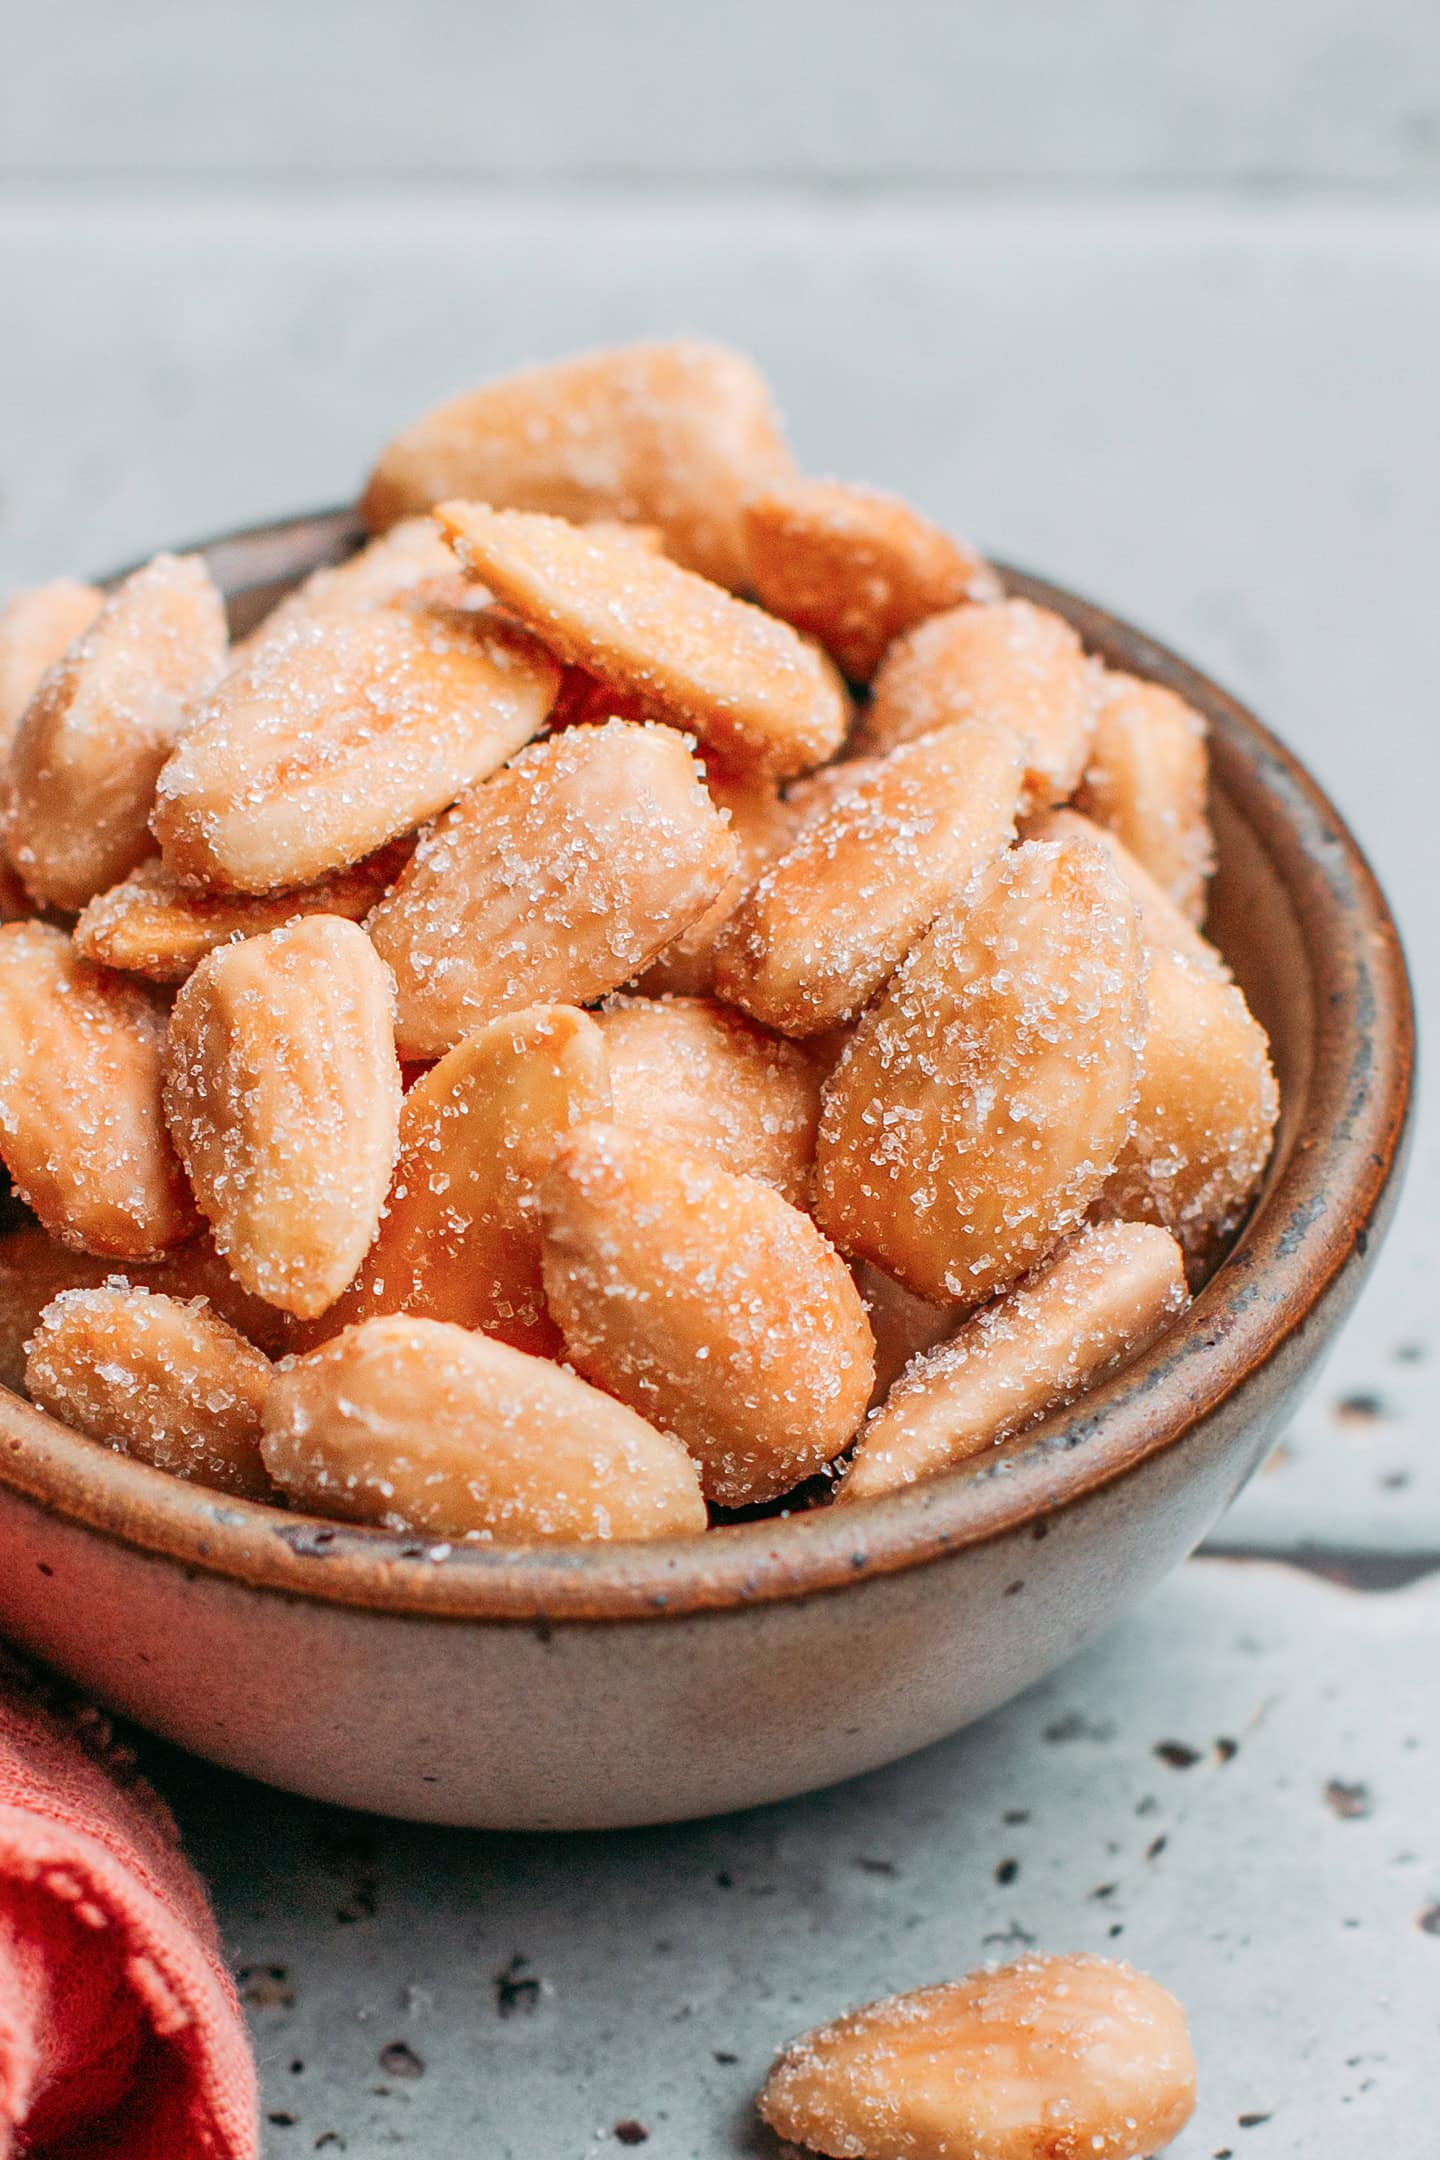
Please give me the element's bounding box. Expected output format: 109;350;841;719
0;342;1412;1828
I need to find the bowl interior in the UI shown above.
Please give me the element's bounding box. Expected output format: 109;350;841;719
0;511;1413;1620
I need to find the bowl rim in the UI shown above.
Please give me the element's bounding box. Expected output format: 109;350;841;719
0;509;1415;1624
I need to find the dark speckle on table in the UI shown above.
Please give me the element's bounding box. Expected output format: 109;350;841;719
494;1956;543;2015
1333;1391;1391;1425
377;2042;425;2079
1154;1740;1202;1769
1324;1779;1374;1820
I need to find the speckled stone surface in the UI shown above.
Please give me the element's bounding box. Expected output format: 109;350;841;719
153;1559;1436;2157
3;8;1438;2148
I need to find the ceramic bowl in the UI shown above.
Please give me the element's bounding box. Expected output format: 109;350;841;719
0;511;1414;1828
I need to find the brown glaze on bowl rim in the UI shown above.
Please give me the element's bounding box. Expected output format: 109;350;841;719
0;510;1415;1623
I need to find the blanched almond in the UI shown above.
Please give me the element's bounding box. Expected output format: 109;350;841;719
1024;806;1225;977
26;1284;273;1500
368;719;740;1059
0;1225;292;1393
5;554;227;911
439;503;849;779
311;1005;610;1354
714;718;1024;1036
74;841;410;984
540;1123;874;1506
363;339;794;589
153;601;560;894
595;995;821;1206
760;1954;1197;2160
743;477;998;681
1099;943;1278;1273
864;597;1099;808
850;1260;957;1404
0;578;104;750
1077;671;1212;923
0;922;196;1257
843;1221;1187;1500
815;838;1145;1306
261;1314;707;1542
162;916;401;1318
639;760;799;996
234;516;458;659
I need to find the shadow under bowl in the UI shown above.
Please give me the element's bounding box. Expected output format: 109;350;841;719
0;510;1415;1827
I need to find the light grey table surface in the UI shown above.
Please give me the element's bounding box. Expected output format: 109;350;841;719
2;7;1437;2152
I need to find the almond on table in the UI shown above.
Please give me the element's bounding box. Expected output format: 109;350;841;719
26;1285;274;1501
843;1221;1188;1501
310;1005;610;1355
743;476;998;682
153;600;560;894
262;1314;707;1542
540;1123;874;1507
759;1954;1197;2160
863;596;1099;809
0;578;104;749
5;553;227;912
714;717;1025;1036
368;718;740;1059
595;995;821;1206
362;338;795;590
815;838;1145;1306
438;502;850;779
0;922;196;1258
74;842;410;984
162;915;401;1319
1077;669;1213;923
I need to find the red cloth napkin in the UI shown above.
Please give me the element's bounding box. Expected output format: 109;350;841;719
0;1652;257;2158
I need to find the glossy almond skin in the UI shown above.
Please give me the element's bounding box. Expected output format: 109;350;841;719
154;601;560;894
74;842;411;984
759;1954;1197;2160
639;761;799;996
262;1314;707;1542
0;577;104;750
363;339;795;589
540;1123;875;1506
5;554;227;911
369;719;741;1059
162;916;401;1318
26;1285;273;1501
714;718;1024;1036
844;1221;1187;1501
439;503;850;779
1099;944;1278;1273
815;839;1145;1306
312;1005;611;1355
0;922;196;1258
743;478;998;681
1077;671;1212;924
864;598;1099;809
595;995;821;1206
